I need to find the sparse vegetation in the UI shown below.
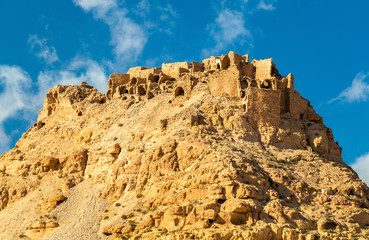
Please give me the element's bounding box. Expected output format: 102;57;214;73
128;220;137;230
285;129;291;135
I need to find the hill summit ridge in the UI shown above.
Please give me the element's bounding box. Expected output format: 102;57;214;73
0;52;368;239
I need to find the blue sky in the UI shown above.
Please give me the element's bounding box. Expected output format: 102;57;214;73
1;0;369;183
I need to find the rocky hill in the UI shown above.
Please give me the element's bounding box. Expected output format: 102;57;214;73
0;51;368;240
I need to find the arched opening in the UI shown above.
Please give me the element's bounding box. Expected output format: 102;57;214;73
129;87;134;94
106;89;112;98
119;86;127;95
130;77;137;85
250;80;258;88
221;55;230;69
261;80;272;89
174;86;185;97
240;91;246;98
47;106;53;116
147;91;154;99
216;63;220;69
241;80;248;89
137;85;146;96
149;75;159;83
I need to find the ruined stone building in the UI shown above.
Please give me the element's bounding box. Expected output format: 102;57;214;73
105;51;340;161
107;51;307;128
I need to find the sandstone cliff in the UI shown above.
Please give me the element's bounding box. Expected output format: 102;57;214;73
0;52;368;240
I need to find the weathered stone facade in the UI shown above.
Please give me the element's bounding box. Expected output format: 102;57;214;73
106;51;293;109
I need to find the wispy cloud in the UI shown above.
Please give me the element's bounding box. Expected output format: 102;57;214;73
158;4;177;25
0;57;107;153
351;152;369;186
72;0;117;17
329;72;369;103
73;0;147;68
202;0;277;57
27;35;59;65
38;57;107;93
257;0;277;11
0;66;32;123
0;126;10;153
0;65;32;152
202;9;252;57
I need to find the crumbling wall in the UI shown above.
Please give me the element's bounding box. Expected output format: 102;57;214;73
245;87;281;128
127;67;161;79
106;74;130;99
252;58;273;80
228;51;244;69
191;61;204;73
202;55;231;71
162;62;190;78
288;90;309;121
242;63;255;79
207;65;241;98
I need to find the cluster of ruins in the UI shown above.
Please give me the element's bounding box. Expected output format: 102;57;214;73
106;51;297;118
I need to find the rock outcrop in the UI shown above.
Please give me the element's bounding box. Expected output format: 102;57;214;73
0;52;368;239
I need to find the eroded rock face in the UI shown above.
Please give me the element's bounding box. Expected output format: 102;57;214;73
0;52;368;239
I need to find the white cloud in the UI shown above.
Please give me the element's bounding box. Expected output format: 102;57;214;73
329;72;369;103
38;57;107;93
72;0;117;17
201;0;278;57
27;35;59;65
73;0;148;68
0;65;33;152
158;4;177;24
135;0;151;17
257;0;276;11
0;126;11;154
108;15;147;63
351;152;369;186
202;9;252;57
0;58;107;154
0;66;32;123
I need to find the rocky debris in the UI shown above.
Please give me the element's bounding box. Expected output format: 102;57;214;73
23;215;60;240
0;52;368;239
42;156;59;172
36;194;66;214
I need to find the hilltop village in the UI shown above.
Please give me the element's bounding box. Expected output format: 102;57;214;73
2;52;366;239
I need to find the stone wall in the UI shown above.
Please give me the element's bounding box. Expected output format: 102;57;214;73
162;62;191;78
252;58;273;80
245;87;281;128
